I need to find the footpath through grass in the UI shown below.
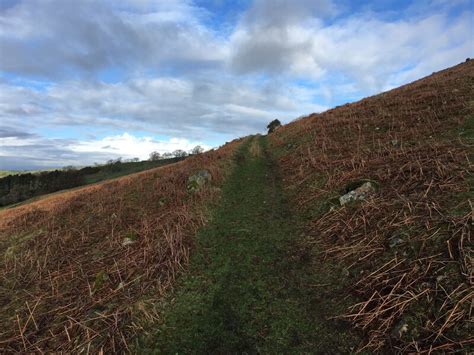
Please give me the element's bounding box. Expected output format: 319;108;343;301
144;136;361;353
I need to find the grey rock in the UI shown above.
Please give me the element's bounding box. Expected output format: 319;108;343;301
391;320;409;339
187;169;212;192
339;182;376;206
122;237;135;246
389;237;404;248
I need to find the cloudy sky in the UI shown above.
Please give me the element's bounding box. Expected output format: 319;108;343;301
0;0;472;170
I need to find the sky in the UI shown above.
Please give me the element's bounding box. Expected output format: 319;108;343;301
0;0;473;170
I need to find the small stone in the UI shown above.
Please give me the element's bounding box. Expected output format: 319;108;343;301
391;320;409;339
122;237;135;246
339;182;376;206
390;139;399;147
389;237;404;248
187;169;212;193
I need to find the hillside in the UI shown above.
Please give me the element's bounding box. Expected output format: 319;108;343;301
0;157;185;207
0;60;472;353
0;140;240;352
269;60;473;352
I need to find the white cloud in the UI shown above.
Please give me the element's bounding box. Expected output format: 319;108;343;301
0;76;326;143
71;133;210;160
230;2;473;91
0;0;472;169
0;132;210;169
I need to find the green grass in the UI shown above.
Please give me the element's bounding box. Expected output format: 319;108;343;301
0;169;46;178
83;159;183;184
0;171;16;178
139;136;361;353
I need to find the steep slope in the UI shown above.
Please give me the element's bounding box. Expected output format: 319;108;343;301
0;139;240;352
269;60;473;352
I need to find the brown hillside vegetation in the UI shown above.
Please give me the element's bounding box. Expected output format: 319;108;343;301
0;139;240;352
269;60;473;352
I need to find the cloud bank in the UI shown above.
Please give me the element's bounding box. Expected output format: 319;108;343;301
0;0;472;169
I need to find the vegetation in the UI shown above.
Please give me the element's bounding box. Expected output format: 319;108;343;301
0;61;472;353
0;170;24;178
267;119;281;133
0;157;184;207
268;60;473;352
141;136;361;353
0;139;240;352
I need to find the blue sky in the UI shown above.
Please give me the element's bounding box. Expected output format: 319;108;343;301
0;0;473;170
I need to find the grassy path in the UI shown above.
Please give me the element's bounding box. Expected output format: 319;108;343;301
145;136;360;353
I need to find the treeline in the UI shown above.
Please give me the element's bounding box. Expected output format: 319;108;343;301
0;167;94;207
0;156;185;207
149;145;204;161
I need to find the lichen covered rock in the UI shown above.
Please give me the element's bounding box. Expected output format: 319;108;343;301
339;181;376;205
187;169;212;192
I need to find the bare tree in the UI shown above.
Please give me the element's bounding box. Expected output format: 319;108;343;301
172;149;187;158
149;151;161;161
191;145;204;155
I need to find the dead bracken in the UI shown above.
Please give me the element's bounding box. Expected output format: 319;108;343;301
0;139;240;352
269;60;473;352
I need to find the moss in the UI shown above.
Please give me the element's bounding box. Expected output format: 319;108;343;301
3;230;43;260
93;271;109;291
125;230;139;241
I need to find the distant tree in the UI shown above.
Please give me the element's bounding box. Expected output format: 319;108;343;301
106;157;122;165
191;145;204;155
149;151;161;161
162;152;173;159
267;119;281;134
172;149;187;158
131;157;140;162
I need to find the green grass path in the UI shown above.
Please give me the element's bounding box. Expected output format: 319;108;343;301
145;136;360;353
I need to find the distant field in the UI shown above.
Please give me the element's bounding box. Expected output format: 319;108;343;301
0;158;185;207
0;170;37;178
0;171;15;178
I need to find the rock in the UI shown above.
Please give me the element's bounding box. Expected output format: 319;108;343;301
187;169;212;192
389;237;404;248
391;320;409;339
122;237;135;246
339;182;376;206
390;139;399;147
